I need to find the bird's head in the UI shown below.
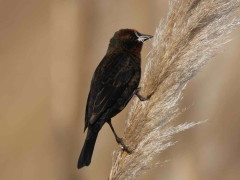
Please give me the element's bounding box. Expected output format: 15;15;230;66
108;29;153;57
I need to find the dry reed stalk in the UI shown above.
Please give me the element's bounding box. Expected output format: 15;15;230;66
109;0;240;179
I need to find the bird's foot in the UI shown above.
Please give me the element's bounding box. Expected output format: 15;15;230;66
116;137;132;154
135;88;153;101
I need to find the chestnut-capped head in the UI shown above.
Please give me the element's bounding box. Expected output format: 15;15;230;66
108;29;153;57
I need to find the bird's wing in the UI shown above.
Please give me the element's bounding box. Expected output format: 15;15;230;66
84;52;135;130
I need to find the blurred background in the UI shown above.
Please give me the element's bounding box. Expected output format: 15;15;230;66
0;0;240;179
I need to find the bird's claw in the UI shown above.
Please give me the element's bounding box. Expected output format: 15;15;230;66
116;137;132;154
135;88;153;101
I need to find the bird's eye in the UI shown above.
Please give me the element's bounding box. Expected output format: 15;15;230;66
130;36;135;41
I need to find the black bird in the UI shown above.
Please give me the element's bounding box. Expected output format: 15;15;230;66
78;29;153;169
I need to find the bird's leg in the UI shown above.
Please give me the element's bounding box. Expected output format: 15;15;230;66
135;87;153;101
107;120;132;153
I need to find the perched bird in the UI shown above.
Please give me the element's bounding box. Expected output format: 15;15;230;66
78;29;153;169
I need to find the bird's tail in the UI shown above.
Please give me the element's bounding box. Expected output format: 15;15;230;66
78;129;98;168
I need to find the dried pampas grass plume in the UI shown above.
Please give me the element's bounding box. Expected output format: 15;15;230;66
109;0;240;179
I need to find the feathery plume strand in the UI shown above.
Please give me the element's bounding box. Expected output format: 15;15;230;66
109;0;240;179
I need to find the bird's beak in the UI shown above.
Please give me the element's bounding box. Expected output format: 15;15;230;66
135;32;153;42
